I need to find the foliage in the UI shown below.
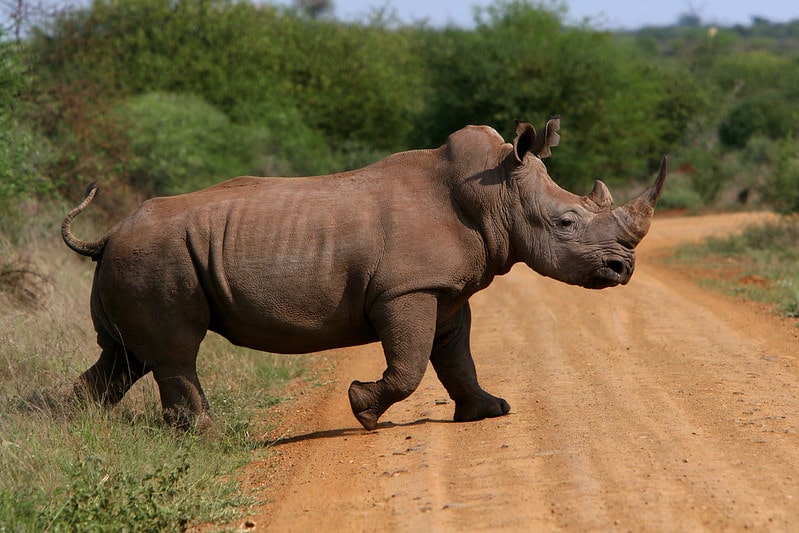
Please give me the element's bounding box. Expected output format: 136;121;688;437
672;217;799;317
654;171;703;211
0;419;254;530
718;95;798;149
761;138;799;214
0;36;51;203
51;452;223;530
711;48;799;103
30;0;425;156
24;80;134;199
411;1;705;191
7;0;799;212
674;143;725;203
123;92;269;196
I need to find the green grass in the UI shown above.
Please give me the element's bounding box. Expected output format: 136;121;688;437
670;216;799;317
0;229;308;531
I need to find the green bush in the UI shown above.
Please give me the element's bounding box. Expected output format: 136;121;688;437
655;172;703;211
762;137;799;214
713;51;798;98
675;144;725;203
123;92;270;196
0;38;50;203
55;453;202;530
228;97;338;177
718;95;798;149
32;0;425;158
411;0;697;191
20;0;799;211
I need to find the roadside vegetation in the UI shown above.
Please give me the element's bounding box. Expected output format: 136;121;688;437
672;217;799;319
1;0;798;529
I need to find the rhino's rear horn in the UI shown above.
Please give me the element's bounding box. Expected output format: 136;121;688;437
588;180;613;209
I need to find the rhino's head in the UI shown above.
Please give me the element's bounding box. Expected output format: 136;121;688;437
506;118;667;289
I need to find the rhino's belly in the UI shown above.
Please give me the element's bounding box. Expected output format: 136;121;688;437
211;316;379;354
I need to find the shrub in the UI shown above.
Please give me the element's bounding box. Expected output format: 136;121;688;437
229;97;338;177
761;137;799;214
411;0;693;192
718;95;798;149
31;0;425;159
655;172;703;211
0;37;51;204
123;92;269;196
673;143;725;203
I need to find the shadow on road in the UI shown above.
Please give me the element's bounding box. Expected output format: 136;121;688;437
263;417;451;447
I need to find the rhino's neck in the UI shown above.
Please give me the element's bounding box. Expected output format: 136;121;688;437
450;148;518;279
479;209;516;277
437;127;521;278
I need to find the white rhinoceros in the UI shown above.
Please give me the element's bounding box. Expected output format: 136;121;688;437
62;118;666;431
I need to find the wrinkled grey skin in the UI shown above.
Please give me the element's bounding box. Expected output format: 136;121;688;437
62;119;666;431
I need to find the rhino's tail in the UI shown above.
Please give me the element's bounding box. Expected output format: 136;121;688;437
61;182;108;259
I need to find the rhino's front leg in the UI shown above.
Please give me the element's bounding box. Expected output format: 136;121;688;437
348;292;437;430
430;302;510;422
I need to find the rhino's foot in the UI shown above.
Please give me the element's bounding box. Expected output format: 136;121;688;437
348;380;384;431
162;405;216;434
453;391;510;423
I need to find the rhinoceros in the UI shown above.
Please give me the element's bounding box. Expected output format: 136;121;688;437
62;118;666;431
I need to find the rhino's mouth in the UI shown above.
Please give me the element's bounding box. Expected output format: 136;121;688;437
584;258;632;289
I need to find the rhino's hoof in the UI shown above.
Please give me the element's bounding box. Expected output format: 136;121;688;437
453;392;510;423
354;410;379;431
348;381;380;431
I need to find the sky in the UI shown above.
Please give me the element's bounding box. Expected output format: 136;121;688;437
275;0;799;30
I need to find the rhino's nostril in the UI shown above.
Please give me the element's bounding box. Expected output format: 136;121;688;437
607;259;625;276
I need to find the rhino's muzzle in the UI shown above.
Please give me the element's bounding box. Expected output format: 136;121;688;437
605;258;630;281
584;255;635;289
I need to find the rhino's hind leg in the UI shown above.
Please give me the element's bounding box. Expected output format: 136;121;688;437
348;293;438;430
430;303;510;423
74;331;150;407
153;363;213;432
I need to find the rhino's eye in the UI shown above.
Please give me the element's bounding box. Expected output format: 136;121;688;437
558;215;577;230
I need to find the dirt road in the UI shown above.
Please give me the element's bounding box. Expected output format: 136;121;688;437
241;212;799;531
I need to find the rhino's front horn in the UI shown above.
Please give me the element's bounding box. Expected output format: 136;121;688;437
615;156;668;247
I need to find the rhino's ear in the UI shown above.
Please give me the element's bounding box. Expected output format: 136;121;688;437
513;120;536;163
532;117;561;158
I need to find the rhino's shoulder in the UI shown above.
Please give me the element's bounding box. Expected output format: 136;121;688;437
442;125;508;164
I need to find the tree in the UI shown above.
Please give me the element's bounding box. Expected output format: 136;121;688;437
294;0;333;19
0;33;49;201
